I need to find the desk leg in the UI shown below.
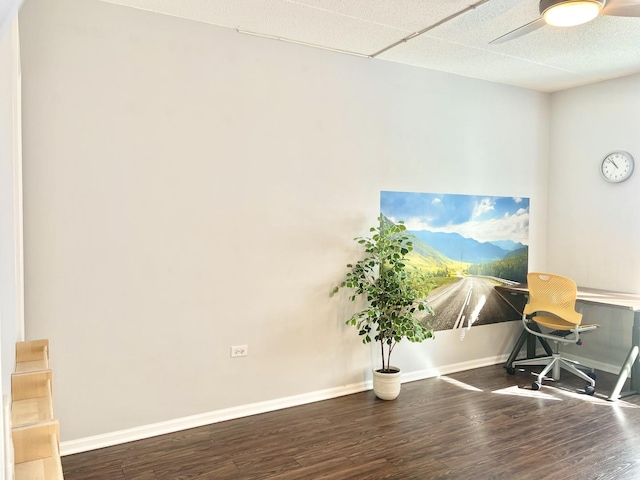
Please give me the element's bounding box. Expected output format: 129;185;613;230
608;346;639;401
631;311;640;392
504;324;554;370
608;311;640;401
505;329;528;369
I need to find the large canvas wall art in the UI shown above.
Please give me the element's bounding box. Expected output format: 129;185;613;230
380;191;530;333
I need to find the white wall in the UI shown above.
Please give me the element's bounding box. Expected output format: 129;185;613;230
547;75;640;369
19;0;550;446
0;16;23;477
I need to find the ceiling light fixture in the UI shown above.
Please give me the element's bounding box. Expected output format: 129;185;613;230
540;0;604;27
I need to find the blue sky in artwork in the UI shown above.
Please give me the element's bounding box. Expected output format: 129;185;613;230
380;191;530;245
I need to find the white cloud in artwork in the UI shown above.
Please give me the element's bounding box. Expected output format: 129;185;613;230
471;198;494;219
451;210;529;245
399;208;529;245
381;191;530;246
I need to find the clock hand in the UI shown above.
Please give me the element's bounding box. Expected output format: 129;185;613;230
610;159;619;169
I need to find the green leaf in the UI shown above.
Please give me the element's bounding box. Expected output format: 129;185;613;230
331;215;435;355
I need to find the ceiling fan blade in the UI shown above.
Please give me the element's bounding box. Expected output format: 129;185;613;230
489;17;546;44
602;0;640;17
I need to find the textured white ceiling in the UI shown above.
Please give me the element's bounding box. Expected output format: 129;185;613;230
99;0;640;92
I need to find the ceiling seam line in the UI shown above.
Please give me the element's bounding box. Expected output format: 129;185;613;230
369;0;492;58
236;29;371;58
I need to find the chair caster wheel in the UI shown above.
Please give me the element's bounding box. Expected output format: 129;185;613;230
532;381;541;391
585;385;595;395
506;367;516;375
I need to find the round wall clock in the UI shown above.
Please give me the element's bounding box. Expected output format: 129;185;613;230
601;151;634;183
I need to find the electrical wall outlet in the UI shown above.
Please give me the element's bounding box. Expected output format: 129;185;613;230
231;345;248;357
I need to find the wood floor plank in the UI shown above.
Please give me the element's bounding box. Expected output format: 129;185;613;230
263;456;365;480
152;457;240;480
61;364;640;479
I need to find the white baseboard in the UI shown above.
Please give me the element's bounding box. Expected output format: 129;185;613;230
401;354;511;384
60;380;370;456
61;355;511;456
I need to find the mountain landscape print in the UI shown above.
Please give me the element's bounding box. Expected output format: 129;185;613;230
380;191;530;333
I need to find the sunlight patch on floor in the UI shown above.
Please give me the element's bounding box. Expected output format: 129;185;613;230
439;376;483;392
554;387;640;407
553;386;611;404
492;385;561;400
492;384;640;407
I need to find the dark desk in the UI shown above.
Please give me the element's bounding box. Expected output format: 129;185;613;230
496;283;640;401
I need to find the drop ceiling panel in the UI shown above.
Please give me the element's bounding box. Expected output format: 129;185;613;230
285;0;483;32
98;0;640;92
377;35;583;91
491;17;640;75
426;0;542;45
101;0;413;53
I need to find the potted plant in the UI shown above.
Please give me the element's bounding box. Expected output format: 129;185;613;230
331;215;435;400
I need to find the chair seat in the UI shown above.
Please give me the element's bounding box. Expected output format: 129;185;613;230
534;314;599;332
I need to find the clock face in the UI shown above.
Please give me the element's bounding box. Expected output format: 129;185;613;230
601;151;634;183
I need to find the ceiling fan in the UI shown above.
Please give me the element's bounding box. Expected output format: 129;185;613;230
490;0;640;44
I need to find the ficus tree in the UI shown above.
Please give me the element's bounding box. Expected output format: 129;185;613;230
331;216;434;372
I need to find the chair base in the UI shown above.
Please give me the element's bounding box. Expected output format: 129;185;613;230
512;353;595;387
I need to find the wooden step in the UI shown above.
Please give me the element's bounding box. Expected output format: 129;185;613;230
12;420;64;479
15;339;50;374
11;370;54;428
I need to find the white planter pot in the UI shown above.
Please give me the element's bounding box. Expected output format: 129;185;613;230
372;367;402;400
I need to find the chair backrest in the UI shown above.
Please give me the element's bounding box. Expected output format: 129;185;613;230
524;272;582;326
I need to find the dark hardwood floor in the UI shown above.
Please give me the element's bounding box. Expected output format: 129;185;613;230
62;364;640;479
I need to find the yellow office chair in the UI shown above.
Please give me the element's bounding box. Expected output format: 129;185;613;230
511;272;599;394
